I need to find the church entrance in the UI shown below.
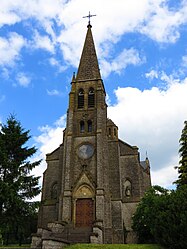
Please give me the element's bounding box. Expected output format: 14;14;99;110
76;198;94;227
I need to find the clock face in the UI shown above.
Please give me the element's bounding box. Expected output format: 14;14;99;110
78;144;94;159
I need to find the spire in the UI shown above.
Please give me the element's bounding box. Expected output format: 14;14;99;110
76;24;101;81
146;150;148;159
72;72;76;82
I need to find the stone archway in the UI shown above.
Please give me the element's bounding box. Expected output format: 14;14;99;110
73;185;94;227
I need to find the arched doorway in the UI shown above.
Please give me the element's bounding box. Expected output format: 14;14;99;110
73;185;94;227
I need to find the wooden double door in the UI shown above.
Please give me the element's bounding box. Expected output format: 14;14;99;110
76;198;94;227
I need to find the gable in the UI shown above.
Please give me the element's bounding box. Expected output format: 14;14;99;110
46;144;62;161
118;139;139;156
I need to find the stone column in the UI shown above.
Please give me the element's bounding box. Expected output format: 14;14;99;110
60;110;74;223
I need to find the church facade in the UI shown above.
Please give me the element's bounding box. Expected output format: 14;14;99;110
32;23;151;248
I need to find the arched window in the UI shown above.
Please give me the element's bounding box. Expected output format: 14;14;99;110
88;87;95;108
80;121;85;133
78;88;84;109
114;128;117;137
87;120;92;132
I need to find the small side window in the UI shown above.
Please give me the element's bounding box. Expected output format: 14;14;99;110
80;121;85;132
87;120;92;132
108;128;111;136
114;128;117;137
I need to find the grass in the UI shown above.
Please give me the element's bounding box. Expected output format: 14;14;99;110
0;245;30;248
68;244;164;249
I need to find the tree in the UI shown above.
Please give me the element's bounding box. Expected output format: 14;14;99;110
132;121;187;249
132;186;187;249
132;185;169;244
0;114;41;245
153;186;187;249
175;120;187;187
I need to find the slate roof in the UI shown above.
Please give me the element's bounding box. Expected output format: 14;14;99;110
76;24;101;81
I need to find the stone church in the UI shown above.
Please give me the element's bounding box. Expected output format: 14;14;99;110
32;21;151;248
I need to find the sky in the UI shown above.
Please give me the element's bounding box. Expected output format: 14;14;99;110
0;0;187;194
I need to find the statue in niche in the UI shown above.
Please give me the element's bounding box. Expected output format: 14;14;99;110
125;185;131;197
123;180;132;197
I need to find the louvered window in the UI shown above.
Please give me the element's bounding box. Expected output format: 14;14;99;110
88;87;95;108
78;88;84;109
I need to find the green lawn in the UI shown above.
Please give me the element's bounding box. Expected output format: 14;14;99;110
0;245;30;248
68;244;164;249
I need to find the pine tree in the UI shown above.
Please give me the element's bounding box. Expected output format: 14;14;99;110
175;120;187;187
0;114;41;244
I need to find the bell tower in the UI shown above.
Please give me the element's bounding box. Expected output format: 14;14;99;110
60;22;114;243
33;18;151;248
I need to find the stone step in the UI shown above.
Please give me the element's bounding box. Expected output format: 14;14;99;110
64;227;92;243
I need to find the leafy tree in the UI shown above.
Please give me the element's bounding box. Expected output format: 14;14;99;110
133;121;187;249
0;114;41;245
132;185;169;243
153;186;187;249
175;120;187;187
132;186;187;249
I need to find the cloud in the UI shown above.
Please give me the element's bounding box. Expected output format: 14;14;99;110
101;48;145;78
108;76;187;188
182;55;187;69
151;161;178;189
0;4;21;27
145;70;159;80
0;32;25;67
0;0;62;27
145;70;182;89
1;68;10;80
55;0;187;78
47;89;62;96
140;1;186;43
31;31;55;53
16;72;31;87
32;114;66;198
106;93;111;106
49;58;67;72
1;0;187;76
34;114;66;158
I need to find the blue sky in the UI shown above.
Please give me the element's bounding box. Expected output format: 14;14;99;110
1;0;187;192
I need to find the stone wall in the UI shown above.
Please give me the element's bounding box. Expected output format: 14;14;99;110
108;140;121;199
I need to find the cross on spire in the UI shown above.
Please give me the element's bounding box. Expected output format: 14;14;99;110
83;11;96;26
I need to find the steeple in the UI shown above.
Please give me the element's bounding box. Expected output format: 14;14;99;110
76;24;101;81
32;13;152;248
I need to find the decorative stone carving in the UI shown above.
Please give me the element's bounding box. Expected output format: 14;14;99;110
123;180;132;197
